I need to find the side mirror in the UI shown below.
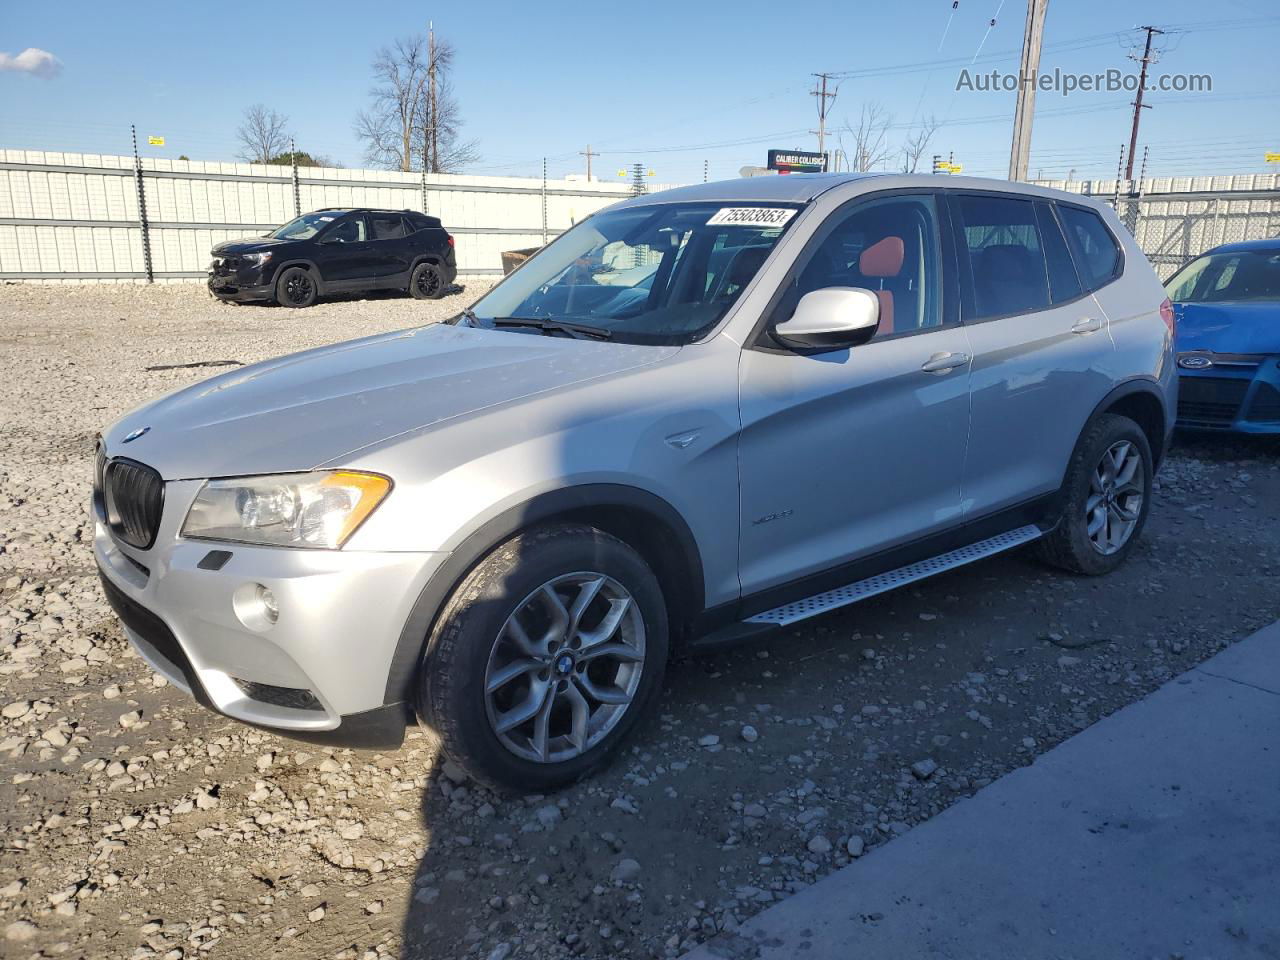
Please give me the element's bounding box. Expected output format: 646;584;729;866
773;287;880;350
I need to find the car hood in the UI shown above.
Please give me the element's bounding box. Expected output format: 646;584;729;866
104;324;679;480
211;237;292;255
1174;301;1280;355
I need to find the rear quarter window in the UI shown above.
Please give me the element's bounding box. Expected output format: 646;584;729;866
1057;204;1121;291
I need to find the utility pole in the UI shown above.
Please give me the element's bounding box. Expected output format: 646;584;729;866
1008;0;1049;181
427;21;438;174
579;144;598;180
1125;25;1163;181
810;73;838;165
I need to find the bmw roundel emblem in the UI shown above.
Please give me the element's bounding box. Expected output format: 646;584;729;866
1177;355;1213;370
122;425;151;443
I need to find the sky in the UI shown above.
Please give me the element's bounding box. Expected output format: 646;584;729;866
1;0;1278;185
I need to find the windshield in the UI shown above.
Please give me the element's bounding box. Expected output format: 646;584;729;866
269;212;341;241
468;201;802;344
1165;249;1280;304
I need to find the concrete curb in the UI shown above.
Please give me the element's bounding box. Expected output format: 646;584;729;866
682;622;1280;960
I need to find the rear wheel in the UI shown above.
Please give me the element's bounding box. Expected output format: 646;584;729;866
275;266;317;308
420;524;668;791
1036;413;1152;575
410;261;446;300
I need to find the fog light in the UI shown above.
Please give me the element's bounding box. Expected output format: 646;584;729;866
258;585;279;623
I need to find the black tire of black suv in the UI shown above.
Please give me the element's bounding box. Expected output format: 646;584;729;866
1036;412;1153;576
275;266;318;308
419;524;669;792
409;261;447;300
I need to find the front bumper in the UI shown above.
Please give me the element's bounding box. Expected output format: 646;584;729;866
1176;354;1280;434
208;259;276;301
207;276;276;302
93;480;448;748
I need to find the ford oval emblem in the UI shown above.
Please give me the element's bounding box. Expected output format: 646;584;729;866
122;426;151;443
1178;355;1213;370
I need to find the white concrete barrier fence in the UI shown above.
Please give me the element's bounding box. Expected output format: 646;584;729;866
0;149;679;281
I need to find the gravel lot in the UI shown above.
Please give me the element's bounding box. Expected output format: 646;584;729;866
1;283;1277;960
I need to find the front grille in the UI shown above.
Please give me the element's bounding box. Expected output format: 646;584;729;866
103;459;164;549
1248;382;1280;423
98;572;199;692
1177;377;1249;426
232;678;323;712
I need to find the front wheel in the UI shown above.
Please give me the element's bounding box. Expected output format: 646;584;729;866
409;261;447;300
420;524;668;791
275;266;317;308
1036;413;1153;575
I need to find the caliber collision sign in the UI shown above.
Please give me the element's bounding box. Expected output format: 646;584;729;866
767;150;827;174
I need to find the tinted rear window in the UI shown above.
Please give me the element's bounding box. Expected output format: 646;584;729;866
370;215;408;240
1058;205;1120;291
953;194;1051;319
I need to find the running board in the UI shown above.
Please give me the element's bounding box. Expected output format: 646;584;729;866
746;525;1043;627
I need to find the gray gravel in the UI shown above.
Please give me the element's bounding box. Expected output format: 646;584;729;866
1;281;1278;960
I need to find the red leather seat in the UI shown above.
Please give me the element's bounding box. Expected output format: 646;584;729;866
858;236;905;335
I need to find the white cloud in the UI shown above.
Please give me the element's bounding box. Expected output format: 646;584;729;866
0;48;62;78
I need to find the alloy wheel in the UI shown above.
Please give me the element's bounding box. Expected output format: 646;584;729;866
1086;439;1144;555
285;273;313;304
483;572;646;764
416;268;440;297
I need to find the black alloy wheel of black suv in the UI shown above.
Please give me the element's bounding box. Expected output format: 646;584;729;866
207;208;459;307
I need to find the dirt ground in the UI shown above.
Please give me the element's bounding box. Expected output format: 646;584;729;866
1;283;1277;960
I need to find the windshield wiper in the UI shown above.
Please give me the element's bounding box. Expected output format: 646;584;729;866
448;306;479;326
489;316;613;340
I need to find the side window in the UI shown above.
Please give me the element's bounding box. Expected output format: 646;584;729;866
370;215;408;241
953;194;1050;319
1035;202;1083;303
324;217;366;243
788;194;942;338
1057;205;1120;291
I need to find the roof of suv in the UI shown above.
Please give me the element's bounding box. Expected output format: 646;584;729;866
315;207;432;216
621;172;1111;209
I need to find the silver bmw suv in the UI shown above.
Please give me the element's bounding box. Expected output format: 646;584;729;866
95;173;1175;790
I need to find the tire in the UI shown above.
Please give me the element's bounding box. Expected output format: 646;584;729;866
409;261;447;300
1036;413;1153;576
420;524;668;791
275;266;317;308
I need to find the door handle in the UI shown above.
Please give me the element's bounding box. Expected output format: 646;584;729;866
920;351;970;373
1071;317;1104;334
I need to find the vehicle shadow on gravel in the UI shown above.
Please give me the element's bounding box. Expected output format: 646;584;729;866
215;284;471;309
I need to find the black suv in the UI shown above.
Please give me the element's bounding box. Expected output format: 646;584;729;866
208;208;458;307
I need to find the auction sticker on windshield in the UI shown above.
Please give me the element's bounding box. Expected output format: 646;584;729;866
706;207;796;228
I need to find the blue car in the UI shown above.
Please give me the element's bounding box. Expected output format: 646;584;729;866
1166;238;1280;433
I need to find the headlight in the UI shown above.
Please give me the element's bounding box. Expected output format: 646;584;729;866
181;471;391;549
243;251;273;265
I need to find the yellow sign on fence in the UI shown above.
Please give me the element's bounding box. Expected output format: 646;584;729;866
147;136;165;146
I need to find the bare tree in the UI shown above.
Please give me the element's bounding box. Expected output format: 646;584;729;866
841;102;894;173
236;105;290;164
900;114;942;174
354;32;479;173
